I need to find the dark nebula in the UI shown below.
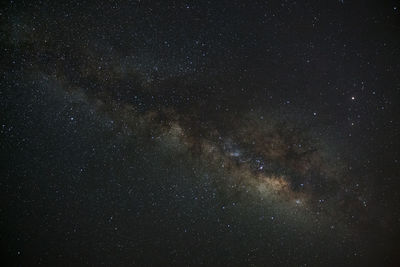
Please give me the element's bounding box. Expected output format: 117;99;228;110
1;0;400;266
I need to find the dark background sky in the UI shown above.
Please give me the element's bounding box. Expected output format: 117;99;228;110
1;0;400;266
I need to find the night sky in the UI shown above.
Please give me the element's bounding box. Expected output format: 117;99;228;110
1;0;400;266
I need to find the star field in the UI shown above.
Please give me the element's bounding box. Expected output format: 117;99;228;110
1;0;400;266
